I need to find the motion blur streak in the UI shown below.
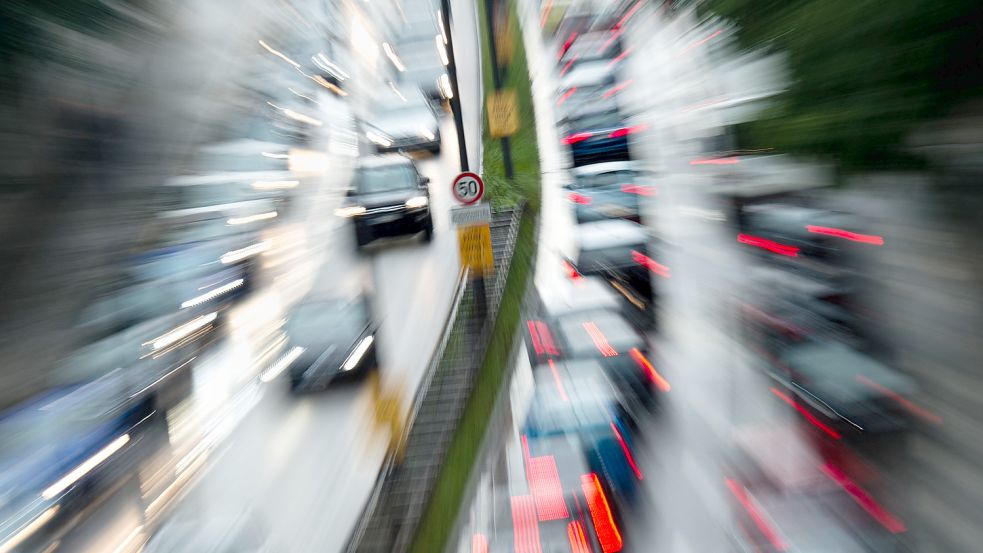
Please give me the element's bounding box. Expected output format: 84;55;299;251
580;473;623;553
557;87;577;106
181;279;244;309
583;322;619;357
821;463;908;533
42;434;131;499
560;56;578;77
511;495;543;553
149;313;218;351
547;359;570;402
724;479;788;551
0;506;59;553
611;422;643;480
260;346;306;383
769;387;842;439
682;30;722;53
603;80;633;99
538;322;559;356
631;250;671;278
689;156;740;165
620;184;655;196
607;47;632;69
806;225;885;245
568;192;592;205
856;375;942;424
630;348;670;392
737;234;800;257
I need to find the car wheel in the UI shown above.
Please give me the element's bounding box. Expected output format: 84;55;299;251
422;220;434;242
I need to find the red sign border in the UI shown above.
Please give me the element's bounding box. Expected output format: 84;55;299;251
452;172;484;205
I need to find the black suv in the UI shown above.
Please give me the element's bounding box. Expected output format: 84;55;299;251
336;155;433;247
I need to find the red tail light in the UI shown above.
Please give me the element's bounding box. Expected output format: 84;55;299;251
806;225;884;245
630;348;670;392
737;234;800;257
769;387;841;439
631;250;671;278
527;454;570;521
537;322;559;356
567;520;591;553
580;473;623;553
559;32;578;60
606;47;632;69
607;124;646;138
568;192;592;205
557;87;577;106
563;131;594;144
511;495;544;553
527;320;544;356
560;55;578;76
620;184;655;196
611;422;643;480
562;260;582;280
603;80;633;99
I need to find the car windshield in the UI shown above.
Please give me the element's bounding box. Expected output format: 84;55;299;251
354;165;417;194
555;310;641;357
287;298;367;344
570;112;623;131
575;170;635;187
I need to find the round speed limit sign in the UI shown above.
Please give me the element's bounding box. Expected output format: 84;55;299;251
451;172;484;205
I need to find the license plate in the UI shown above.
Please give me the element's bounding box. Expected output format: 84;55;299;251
375;214;400;223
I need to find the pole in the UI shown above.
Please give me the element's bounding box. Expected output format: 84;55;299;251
440;0;469;173
483;0;514;179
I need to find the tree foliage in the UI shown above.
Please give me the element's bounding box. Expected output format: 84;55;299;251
703;0;983;169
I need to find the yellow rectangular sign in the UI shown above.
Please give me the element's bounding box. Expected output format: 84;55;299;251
487;89;519;138
457;223;495;276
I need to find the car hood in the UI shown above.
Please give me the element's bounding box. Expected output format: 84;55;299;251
350;188;419;209
371;111;437;138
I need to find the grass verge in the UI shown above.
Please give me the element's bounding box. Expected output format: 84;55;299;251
408;1;541;551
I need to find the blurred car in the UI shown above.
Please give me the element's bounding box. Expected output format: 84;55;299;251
0;378;164;553
282;293;378;391
742;299;918;440
336;155;433;247
364;89;441;154
740;204;877;263
521;363;638;551
561;104;639;166
568;219;661;312
565;161;653;224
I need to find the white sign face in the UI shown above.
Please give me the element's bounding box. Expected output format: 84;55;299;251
450;203;491;226
451;172;484;205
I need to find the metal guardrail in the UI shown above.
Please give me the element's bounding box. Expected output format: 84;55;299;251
346;205;524;553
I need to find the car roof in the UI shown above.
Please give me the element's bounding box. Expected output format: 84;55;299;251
540;276;622;317
356;154;415;169
576;219;649;250
571;161;637;176
560;60;615;89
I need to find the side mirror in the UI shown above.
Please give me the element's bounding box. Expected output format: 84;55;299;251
419;176;430;187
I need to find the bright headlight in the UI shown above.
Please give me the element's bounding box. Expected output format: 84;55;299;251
418;127;436;141
405;196;429;209
335;205;366;217
366;131;392;147
342;335;374;371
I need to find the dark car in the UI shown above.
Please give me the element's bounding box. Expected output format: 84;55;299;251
336;155;433;247
570;220;663;314
561;107;639;167
282;294;378;391
565;161;653;224
527;302;665;418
